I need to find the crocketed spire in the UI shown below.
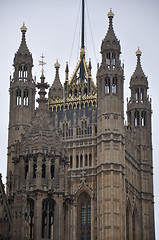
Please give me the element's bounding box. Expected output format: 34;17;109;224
49;60;63;100
101;9;121;54
13;23;33;66
130;48;148;88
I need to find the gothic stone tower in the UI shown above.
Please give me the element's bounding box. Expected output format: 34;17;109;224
96;9;126;239
126;48;155;239
6;24;71;240
1;4;155;240
7;24;36;196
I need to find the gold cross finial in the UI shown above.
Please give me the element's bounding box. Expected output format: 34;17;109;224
39;54;46;75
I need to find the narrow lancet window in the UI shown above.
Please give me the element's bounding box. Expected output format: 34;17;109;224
19;65;23;79
85;154;88;167
112;52;116;67
141;88;144;103
105;77;110;94
141;111;146;126
76;155;79;168
24;89;29;106
89;153;92;167
112;77;117;93
33;163;37;178
106;52;111;66
80;155;83;168
16;89;22;105
134;110;139;127
70;155;73;168
24;65;28;79
135;88;139;103
42;164;46;178
51;164;54;179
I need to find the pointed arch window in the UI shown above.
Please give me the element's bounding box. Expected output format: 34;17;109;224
141;88;144;103
16;89;22;105
70;155;73;168
19;65;23;79
112;52;116;67
89;153;92;167
24;89;29;106
77;192;91;240
51;164;54;179
128;111;132;126
85;154;88;167
76;155;79;168
141;111;146;127
80;155;83;168
106;52;111;66
75;88;77;97
105;77;110;94
42;164;46;178
24;65;28;79
112;77;117;94
134;110;139;127
135;88;139;103
42;199;54;239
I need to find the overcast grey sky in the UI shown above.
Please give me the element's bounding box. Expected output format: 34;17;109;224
1;0;159;237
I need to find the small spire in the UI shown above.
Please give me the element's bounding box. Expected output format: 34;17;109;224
108;8;114;18
131;47;146;79
21;22;27;33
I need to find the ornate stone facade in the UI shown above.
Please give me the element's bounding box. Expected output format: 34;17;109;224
0;6;155;240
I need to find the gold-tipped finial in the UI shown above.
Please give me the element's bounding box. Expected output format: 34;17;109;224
54;59;60;69
136;47;142;56
21;22;27;32
108;8;114;18
39;54;46;75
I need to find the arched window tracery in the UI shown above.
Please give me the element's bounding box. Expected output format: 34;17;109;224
42;199;55;239
77;192;91;240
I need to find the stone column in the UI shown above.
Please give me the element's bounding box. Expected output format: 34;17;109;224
34;193;42;240
36;153;42;189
